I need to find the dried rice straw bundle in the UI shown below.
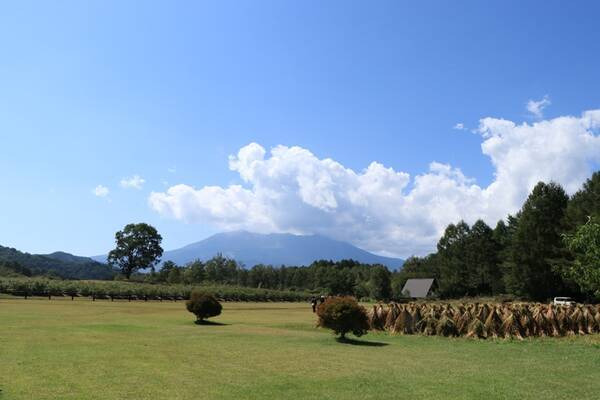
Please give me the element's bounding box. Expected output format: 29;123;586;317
466;318;486;339
393;307;414;334
484;307;503;339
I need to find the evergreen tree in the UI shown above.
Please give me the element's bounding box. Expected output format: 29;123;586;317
367;265;392;300
493;219;511;250
436;221;471;298
465;220;503;295
158;260;178;282
565;171;600;229
183;260;205;284
503;182;570;300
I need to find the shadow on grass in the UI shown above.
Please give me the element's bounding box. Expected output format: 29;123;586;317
335;337;389;347
194;320;229;326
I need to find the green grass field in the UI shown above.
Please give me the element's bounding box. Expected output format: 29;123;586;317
1;298;599;400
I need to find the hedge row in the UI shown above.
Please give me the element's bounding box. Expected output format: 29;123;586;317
0;278;312;302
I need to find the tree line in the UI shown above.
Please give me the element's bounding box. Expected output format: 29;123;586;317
141;256;393;301
394;171;600;301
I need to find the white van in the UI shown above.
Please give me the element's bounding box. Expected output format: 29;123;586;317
553;297;575;306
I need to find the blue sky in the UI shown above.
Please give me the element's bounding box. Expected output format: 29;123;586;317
1;1;599;257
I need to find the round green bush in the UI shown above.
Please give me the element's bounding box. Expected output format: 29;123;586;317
186;291;222;323
316;296;369;339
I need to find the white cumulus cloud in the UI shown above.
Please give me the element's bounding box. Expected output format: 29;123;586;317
527;95;551;118
93;185;110;197
120;175;145;190
453;122;465;130
149;109;600;257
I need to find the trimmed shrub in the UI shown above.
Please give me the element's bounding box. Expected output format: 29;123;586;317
316;296;369;339
186;291;222;323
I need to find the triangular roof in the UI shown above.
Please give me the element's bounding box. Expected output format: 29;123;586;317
401;278;435;298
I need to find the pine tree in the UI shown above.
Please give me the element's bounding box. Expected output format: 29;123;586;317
503;182;570;300
465;220;504;296
565;171;600;229
436;221;471;298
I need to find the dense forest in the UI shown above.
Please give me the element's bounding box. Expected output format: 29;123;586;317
141;257;392;300
395;171;600;302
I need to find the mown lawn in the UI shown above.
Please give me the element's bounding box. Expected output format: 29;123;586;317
1;298;599;400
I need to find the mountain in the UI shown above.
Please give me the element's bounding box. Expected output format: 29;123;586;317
93;231;403;270
0;245;115;279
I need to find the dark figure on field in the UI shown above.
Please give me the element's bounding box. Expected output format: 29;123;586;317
319;295;326;304
310;296;317;312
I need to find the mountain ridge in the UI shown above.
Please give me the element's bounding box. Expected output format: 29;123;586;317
94;231;404;270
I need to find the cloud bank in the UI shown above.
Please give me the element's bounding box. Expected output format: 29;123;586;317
149;110;600;257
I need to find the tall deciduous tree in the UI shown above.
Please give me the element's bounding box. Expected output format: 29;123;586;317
503;182;570;300
563;219;600;300
107;223;163;279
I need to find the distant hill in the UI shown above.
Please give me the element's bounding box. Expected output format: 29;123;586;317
0;245;115;279
94;231;403;270
43;251;102;266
